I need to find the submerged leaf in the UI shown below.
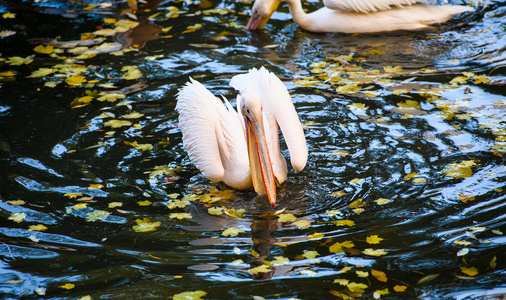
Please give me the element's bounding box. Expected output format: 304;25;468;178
133;218;161;232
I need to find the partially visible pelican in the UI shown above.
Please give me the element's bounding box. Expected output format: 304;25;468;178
246;0;474;33
176;67;308;206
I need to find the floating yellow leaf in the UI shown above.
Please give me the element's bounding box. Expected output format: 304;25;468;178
397;100;420;109
331;220;355;227
442;160;476;178
88;183;104;189
108;202;123;208
383;66;403;73
278;213;297;223
331;191;346;197
85;210;110;222
170;213;192;220
135;144;153;152
457;248;470;256
137;200;152;206
0;30;16;38
30;68;54;78
363;248;388;256
460;266;478;276
413;178;427;183
371;269;388;282
78;296;92;300
271;256;289;266
301;250;320;259
64;193;83;199
347;103;368;110
33;45;54;54
7;200;25;206
8;212;26;223
455;240;472;245
334;278;349;286
349;178;364;185
308;232;325;240
366;235;384;244
28;224;48;232
104;119;132;128
60;283;75;290
222;227;245;237
301;269;317;277
417;274;439;284
329;240;355;254
459;193;475;203
326;209;342;216
3;12;15;18
208;207;224;215
122;112;144;119
374;198;390;205
74;203;87;210
121;66;142;80
347;282;368;293
133;218;161;232
349;198;365;208
490;256;497;268
97;93;126;102
293;220;311;228
182;23;203;34
6;55;34;66
66;75;87;86
368;49;386;55
356;270;369;277
393;285;407;292
173;290;207;300
331;150;349;157
249;264;271;275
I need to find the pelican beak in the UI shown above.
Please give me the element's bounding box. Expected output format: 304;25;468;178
245;116;277;207
246;0;281;30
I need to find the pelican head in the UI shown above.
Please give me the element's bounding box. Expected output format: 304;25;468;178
240;87;277;206
246;0;281;30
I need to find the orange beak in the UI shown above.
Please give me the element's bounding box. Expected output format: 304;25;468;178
246;0;281;30
245;116;277;207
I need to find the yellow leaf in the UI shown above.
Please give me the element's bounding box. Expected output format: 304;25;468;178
278;213;297;223
28;224;48;231
366;235;384;244
334;278;349;286
29;68;54;78
137;200;152;206
331;220;355;227
64;193;83;199
442;160;476;178
301;269;317;277
301;250;319;259
104;119;132;128
6;55;34;66
371;269;388;282
85;210;110;222
122;112;144;119
347;103;368;110
356;270;369;277
459;193;475;203
208;207;224;215
182;23;203;34
60;283;75;290
3;12;16;18
66;75;87;86
393;285;407;292
8;212;26;223
88;183;104;189
293;220;311;228
490;256;497;268
413;178;427;183
221;228;245;237
368;49;386;55
460;266;478;276
397;100;421;109
326;209;342;216
173;290;207;300
417;274;439;284
135;144;153;152
7;200;25;206
97;93;126;102
363;248;388;256
78;296;92;300
349;198;365;208
308;232;325;240
108;202;123;208
454;240;472;245
104;18;116;23
33;45;54;54
121;66;142;80
329;240;355;254
271;256;289;266
331;191;346;198
74;203;87;210
133;218;161;232
169;213;192;220
0;30;16;38
374;198;390;205
331;150;349;157
349;178;364;185
347;282;368;293
249;264;271;275
383;65;403;73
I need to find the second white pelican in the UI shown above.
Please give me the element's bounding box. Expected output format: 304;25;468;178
176;67;308;206
246;0;474;33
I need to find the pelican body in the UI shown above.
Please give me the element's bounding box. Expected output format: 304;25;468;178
176;67;307;206
247;0;474;33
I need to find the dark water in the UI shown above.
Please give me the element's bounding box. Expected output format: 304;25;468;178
1;0;506;299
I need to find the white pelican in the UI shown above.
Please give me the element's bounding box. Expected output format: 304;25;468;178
176;67;308;206
246;0;474;33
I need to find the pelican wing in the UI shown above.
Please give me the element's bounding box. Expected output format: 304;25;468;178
230;67;308;174
176;78;246;184
323;0;424;13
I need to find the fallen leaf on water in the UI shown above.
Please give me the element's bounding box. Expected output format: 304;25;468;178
442;160;477;178
366;235;384;244
293;220;311;228
331;150;349;157
173;290;207;300
371;269;387;282
356;270;369;277
349;178;364;185
77;296;92;300
108;202;123;208
300;250;320;259
457;248;470;256
347;282;368;293
326;209;342;216
29;224;48;231
221;228;245;237
86;210;110;222
33;45;54;54
278;213;297;223
363;248;388;256
182;23;203;34
249;264;271;275
30;68;54;78
104;119;132;128
454;240;472;245
97;93;126;102
329;241;355;254
374;198;390;205
417;273;439;284
133;218;161;232
60;283;75;290
137;200;152;206
271;256;290;266
301;269;317;277
8;212;26;223
74;203;87;210
6;55;34;66
490;256;497;268
460;266;478;276
66;75;87;86
7;200;25;206
334;278;350;286
331;220;355;227
308;232;325;240
64;193;83;199
170;213;192;220
122;112;144;119
208;207;224;215
2;12;16;18
121;66;142;80
393;285;407;292
88;184;104;189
